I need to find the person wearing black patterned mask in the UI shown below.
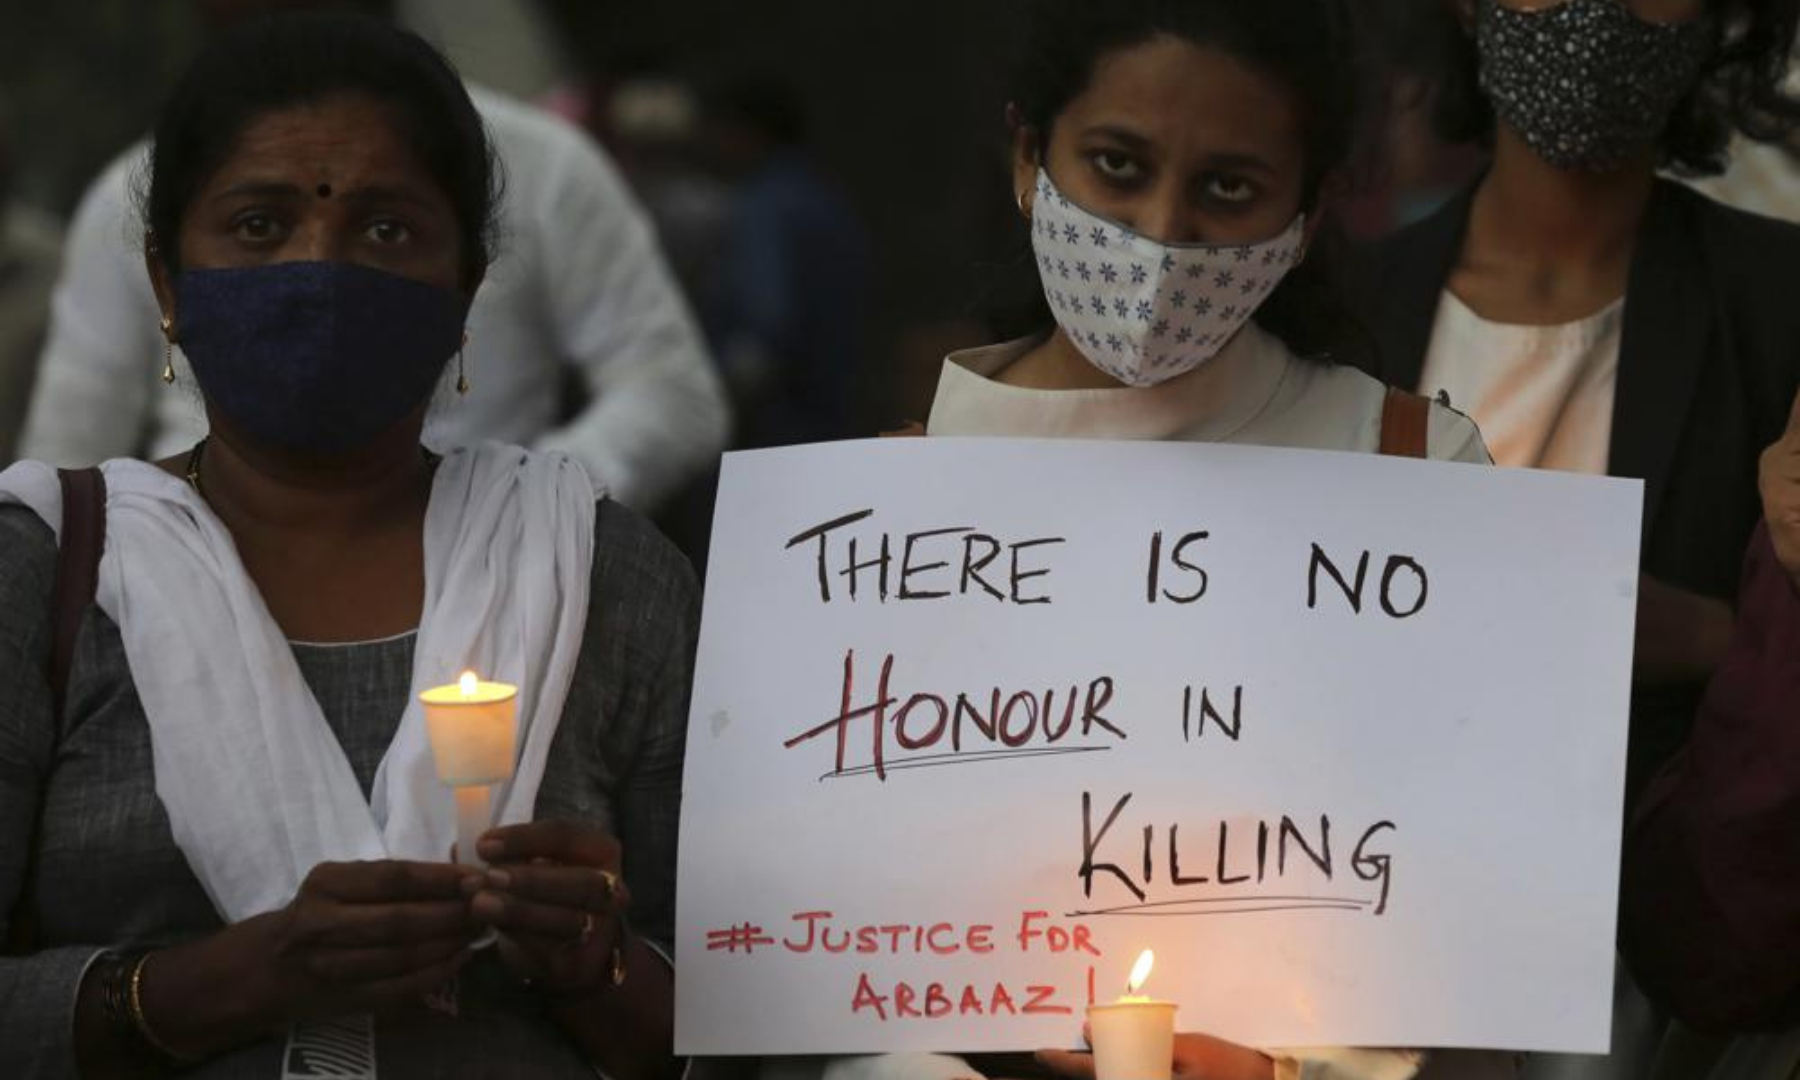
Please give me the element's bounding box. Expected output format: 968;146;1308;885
1363;0;1800;802
1359;1;1800;1071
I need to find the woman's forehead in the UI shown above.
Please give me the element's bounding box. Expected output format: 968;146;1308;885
206;95;435;193
1061;38;1303;161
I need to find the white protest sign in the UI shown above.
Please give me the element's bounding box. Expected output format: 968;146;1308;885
676;437;1642;1055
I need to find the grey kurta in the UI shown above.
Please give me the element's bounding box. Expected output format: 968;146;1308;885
0;498;697;1078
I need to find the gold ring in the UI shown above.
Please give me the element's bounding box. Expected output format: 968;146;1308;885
597;869;619;904
577;911;596;944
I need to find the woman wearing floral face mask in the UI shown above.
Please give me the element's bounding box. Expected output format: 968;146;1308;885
1362;0;1800;807
0;13;692;1079
837;3;1504;1080
923;0;1488;470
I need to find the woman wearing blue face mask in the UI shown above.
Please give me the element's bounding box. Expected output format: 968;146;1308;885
843;3;1505;1080
0;13;691;1080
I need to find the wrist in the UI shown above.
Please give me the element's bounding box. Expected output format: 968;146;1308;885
543;933;679;1080
536;922;633;1009
142;915;288;1059
83;950;188;1075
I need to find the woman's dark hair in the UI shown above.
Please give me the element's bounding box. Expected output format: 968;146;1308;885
995;0;1375;366
145;11;500;284
1392;0;1800;176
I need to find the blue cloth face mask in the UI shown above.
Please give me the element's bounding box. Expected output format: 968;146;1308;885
175;261;470;457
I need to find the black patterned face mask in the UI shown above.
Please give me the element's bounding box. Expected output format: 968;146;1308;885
1476;0;1714;171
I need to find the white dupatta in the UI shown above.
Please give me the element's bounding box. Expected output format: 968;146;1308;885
0;442;597;922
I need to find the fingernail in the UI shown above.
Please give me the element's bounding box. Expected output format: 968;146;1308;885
487;869;512;889
472;892;504;919
478;838;504;859
459;875;483;897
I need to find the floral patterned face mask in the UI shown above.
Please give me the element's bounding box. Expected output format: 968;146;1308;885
1028;169;1305;388
1476;0;1713;172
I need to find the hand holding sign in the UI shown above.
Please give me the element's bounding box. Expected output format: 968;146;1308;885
1758;387;1800;591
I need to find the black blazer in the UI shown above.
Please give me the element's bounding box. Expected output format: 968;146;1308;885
1356;178;1800;800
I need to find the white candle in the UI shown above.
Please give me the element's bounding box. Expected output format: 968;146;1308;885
1088;950;1177;1080
421;672;518;784
452;785;492;874
421;671;519;866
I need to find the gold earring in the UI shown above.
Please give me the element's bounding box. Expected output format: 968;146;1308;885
455;330;470;395
159;316;176;385
1017;189;1031;219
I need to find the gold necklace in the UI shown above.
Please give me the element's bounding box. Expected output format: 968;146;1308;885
184;439;206;495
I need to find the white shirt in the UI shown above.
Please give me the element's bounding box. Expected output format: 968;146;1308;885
18;86;729;512
929;322;1489;465
1417;290;1623;475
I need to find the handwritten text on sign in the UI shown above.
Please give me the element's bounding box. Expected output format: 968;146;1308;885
676;438;1642;1055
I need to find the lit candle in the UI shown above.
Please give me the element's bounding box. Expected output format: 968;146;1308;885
1087;950;1177;1080
420;671;519;868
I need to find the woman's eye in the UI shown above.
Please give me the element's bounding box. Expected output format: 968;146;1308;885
231;213;285;242
1203;174;1258;205
1092;150;1144;182
366;219;413;244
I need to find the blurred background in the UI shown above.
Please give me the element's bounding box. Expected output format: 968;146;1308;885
5;0;1794;555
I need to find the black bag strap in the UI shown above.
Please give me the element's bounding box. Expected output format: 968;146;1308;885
5;467;106;956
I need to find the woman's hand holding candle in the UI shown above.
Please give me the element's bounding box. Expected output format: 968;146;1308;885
121;859;486;1061
468;819;633;998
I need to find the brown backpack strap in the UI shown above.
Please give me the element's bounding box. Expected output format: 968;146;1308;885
50;467;106;719
1379;387;1431;459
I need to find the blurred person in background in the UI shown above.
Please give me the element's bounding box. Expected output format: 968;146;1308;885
20;0;729;513
605;74;735;317
1683;47;1800;222
1334;0;1486;240
1358;2;1800;1077
0;99;64;463
1687;131;1800;222
698;71;870;450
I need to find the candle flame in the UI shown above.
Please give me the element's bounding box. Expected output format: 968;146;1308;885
459;671;479;698
1127;949;1155;994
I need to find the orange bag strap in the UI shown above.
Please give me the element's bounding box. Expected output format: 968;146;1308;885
1379;387;1431;459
